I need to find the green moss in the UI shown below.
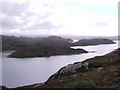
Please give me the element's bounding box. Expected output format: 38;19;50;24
64;80;96;88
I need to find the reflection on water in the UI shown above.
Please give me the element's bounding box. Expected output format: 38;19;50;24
1;41;119;88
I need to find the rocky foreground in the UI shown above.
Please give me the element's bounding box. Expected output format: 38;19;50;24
13;48;120;89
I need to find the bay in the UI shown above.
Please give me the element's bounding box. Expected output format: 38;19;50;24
1;40;119;88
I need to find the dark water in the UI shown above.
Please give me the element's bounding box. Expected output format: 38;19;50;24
1;41;119;88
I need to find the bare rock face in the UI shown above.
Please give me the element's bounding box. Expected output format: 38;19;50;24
50;62;89;80
82;62;89;69
59;63;82;74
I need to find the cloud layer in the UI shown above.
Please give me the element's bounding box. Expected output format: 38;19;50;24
0;0;119;36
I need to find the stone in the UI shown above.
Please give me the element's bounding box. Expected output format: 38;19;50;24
82;62;89;69
97;67;103;71
70;74;77;78
59;80;63;82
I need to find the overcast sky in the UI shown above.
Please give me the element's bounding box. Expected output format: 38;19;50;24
0;0;119;36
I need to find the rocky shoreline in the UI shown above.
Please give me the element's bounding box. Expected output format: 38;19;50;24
11;48;120;89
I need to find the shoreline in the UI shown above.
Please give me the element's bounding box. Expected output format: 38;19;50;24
7;48;119;89
1;41;119;88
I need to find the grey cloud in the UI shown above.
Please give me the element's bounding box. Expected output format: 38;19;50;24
1;16;22;30
0;1;30;30
0;0;61;35
1;2;29;16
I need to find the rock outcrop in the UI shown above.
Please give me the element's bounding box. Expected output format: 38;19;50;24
50;62;89;80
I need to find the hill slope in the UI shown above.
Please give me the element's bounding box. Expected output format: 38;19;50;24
42;48;120;88
16;48;120;88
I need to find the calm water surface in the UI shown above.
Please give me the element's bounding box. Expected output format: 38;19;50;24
1;40;119;88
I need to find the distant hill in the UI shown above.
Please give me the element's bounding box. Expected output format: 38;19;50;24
71;38;115;46
2;35;116;58
2;35;72;51
2;35;27;51
62;35;120;40
2;35;116;51
7;35;87;58
35;35;73;47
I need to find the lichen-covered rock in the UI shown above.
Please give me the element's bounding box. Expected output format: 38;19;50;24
49;62;89;80
60;63;82;74
82;62;89;69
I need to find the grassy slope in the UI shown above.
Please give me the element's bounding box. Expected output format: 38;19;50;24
13;48;120;89
38;48;120;88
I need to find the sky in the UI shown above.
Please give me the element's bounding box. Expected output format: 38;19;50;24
0;0;119;36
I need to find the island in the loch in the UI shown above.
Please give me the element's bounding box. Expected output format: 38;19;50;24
8;46;88;58
71;38;115;46
2;35;115;58
14;48;120;89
